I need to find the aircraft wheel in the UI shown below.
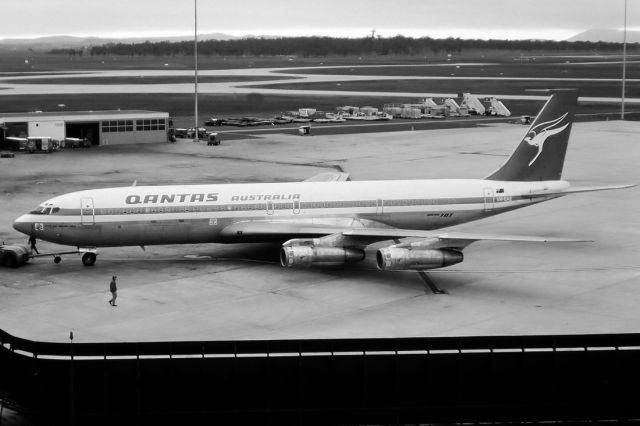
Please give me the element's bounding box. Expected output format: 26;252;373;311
54;256;62;264
82;252;96;266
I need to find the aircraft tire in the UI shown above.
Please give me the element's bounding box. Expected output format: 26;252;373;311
82;252;96;266
54;256;62;264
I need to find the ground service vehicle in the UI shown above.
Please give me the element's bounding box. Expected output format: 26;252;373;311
187;128;207;139
204;118;222;126
0;244;30;267
27;137;55;153
207;132;220;145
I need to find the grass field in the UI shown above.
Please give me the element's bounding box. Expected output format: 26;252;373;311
0;51;467;72
277;62;640;79
2;48;637;72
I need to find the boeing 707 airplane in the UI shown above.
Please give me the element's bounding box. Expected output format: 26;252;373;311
12;89;634;270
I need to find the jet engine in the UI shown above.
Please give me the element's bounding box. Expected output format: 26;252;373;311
280;245;364;268
376;247;463;271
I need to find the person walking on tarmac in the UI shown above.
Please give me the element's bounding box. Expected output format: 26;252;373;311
109;276;118;306
28;233;39;255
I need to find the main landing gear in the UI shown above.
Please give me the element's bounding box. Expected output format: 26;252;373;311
81;252;97;266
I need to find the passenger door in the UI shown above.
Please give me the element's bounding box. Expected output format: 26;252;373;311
80;197;95;225
483;188;494;211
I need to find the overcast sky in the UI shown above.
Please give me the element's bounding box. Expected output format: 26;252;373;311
1;0;636;40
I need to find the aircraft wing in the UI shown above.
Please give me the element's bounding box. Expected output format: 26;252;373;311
343;229;589;249
526;183;636;198
304;172;351;182
221;220;589;249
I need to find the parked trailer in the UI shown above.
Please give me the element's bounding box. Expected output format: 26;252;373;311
0;244;30;268
62;137;89;148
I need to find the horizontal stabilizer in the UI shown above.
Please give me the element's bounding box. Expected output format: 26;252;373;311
526;183;636;198
304;172;351;182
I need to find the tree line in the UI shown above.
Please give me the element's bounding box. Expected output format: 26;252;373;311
52;36;636;57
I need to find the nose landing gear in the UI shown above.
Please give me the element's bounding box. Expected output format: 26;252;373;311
31;248;98;266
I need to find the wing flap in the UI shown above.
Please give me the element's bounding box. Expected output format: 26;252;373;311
221;220;589;249
345;228;587;242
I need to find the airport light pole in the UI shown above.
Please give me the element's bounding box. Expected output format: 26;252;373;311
194;0;199;142
621;0;627;119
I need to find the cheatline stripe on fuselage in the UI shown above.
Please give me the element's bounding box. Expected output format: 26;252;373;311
21;196;554;229
25;196;540;218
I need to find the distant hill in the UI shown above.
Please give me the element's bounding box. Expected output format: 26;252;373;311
0;33;242;50
568;29;640;43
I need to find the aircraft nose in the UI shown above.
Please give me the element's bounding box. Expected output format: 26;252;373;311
13;215;33;235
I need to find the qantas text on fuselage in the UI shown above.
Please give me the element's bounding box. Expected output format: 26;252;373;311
124;192;302;205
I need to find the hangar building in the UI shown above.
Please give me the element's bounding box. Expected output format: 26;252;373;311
0;110;170;146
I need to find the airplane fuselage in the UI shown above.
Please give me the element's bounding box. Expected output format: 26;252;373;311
13;179;568;248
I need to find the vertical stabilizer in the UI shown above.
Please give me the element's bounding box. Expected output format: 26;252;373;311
485;89;578;181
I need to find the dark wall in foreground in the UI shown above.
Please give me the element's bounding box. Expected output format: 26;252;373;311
2;331;640;425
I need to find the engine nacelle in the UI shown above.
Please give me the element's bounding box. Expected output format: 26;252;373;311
376;247;463;271
280;245;365;268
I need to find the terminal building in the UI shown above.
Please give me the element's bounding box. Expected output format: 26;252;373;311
0;110;171;146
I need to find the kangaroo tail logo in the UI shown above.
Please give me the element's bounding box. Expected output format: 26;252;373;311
523;113;569;166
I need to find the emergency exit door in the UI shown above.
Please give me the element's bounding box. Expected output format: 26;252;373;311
81;197;95;225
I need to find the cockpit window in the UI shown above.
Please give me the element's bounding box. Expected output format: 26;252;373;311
29;206;49;215
28;206;57;215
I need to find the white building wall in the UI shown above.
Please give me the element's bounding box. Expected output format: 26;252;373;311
99;130;167;145
28;120;65;139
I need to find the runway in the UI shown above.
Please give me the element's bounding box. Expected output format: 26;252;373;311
0;120;638;343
